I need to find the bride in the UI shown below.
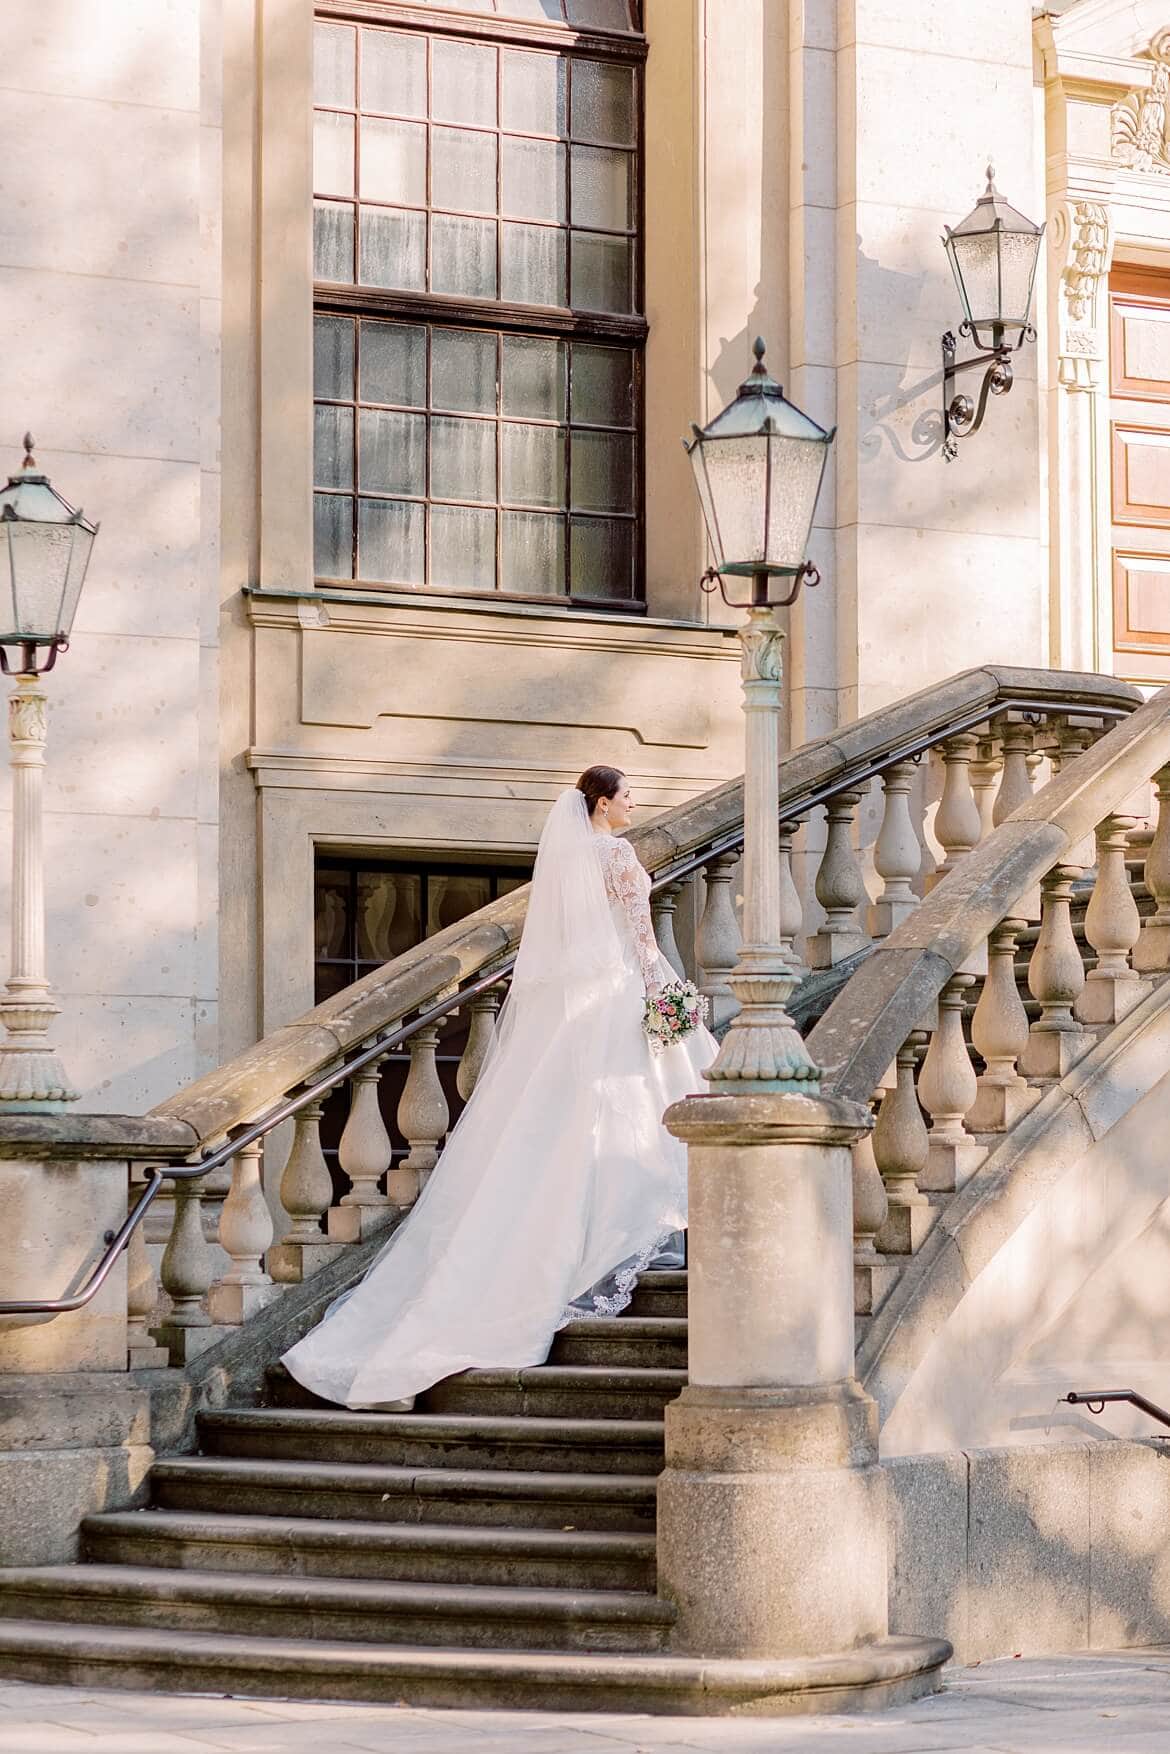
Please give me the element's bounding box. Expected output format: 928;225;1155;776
282;765;716;1409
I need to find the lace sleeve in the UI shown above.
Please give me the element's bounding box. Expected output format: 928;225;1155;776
603;838;662;994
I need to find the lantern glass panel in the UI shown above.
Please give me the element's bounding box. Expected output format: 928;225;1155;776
998;229;1041;327
765;433;828;573
693;436;768;571
949;230;999;333
0;523;74;642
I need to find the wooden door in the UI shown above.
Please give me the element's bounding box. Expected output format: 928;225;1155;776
1109;266;1170;682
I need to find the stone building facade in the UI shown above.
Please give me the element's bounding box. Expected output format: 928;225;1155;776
2;0;1170;1110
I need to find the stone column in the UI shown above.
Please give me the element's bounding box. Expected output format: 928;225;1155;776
659;1090;940;1681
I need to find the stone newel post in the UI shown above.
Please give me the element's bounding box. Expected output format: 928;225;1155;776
657;597;944;1698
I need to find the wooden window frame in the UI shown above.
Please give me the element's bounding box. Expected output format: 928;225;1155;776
313;0;648;611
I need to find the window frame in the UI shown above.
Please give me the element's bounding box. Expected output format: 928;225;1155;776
313;0;648;611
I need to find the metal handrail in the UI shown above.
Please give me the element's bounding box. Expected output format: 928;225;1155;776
1063;1389;1170;1432
0;687;1134;1324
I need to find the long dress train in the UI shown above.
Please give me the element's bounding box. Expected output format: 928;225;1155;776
282;802;714;1409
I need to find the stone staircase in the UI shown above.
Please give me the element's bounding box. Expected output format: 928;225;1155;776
0;1272;725;1709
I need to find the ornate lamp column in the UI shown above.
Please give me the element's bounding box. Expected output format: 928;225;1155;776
658;347;946;1701
0;439;97;1109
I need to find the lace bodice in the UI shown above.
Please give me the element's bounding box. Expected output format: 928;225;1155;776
594;833;661;992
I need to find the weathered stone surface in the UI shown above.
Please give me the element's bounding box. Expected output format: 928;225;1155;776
886;1450;969;1657
1090;1439;1170;1649
0;1445;152;1566
966;1442;1092;1661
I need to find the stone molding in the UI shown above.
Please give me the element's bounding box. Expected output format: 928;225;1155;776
1054;198;1113;388
1111;29;1170;171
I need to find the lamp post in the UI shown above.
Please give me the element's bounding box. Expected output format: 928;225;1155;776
653;350;944;1700
0;437;98;1109
940;165;1045;461
684;337;832;1091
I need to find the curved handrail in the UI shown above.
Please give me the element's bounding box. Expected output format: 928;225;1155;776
808;682;1170;1102
0;665;1141;1321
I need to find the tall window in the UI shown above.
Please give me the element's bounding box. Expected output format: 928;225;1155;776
312;3;646;605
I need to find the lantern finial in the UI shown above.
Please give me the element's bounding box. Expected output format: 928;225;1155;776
20;436;35;471
984;162;997;196
752;336;767;374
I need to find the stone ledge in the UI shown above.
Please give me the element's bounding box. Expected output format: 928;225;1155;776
0;1114;199;1163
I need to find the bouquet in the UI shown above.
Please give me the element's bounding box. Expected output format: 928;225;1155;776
643;980;709;1054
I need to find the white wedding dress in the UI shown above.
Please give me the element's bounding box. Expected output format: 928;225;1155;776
283;788;715;1409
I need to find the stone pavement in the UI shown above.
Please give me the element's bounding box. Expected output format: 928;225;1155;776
0;1652;1169;1753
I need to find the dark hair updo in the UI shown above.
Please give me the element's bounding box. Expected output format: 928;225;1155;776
576;765;624;818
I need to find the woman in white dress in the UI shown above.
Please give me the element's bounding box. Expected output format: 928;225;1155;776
282;766;715;1409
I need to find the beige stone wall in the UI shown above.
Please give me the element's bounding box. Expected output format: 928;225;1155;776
0;0;221;1109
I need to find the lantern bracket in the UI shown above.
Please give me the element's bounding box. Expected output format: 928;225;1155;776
699;561;821;611
941;321;1036;463
0;638;67;678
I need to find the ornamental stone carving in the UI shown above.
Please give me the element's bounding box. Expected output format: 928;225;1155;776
739;610;783;685
1112;31;1170;172
1063;202;1109;324
1051;200;1112;389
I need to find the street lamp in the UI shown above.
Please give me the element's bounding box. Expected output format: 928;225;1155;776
684;341;831;1089
0;437;98;1108
940;165;1045;461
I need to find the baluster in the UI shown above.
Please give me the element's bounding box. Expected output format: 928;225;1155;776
126;1168;168;1369
778;820;807;979
329;1058;395;1241
918;974;986;1192
874;1034;935;1253
651;880;687;981
930;735;981;887
809;789;869;968
457;991;501;1101
993;715;1041;917
968;918;1037;1131
852;1103;896;1319
696;851;741;1029
1136;764;1170;972
970;737;1002;843
1050;718;1097;870
869;763;920;934
1019;863;1089;1081
270;1100;347;1283
154;1178;215;1362
388;1025;450;1206
1076;815;1148;1024
208;1141;278;1324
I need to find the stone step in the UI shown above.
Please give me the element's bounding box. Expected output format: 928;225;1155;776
81;1510;657;1593
547;1317;688;1370
198;1409;666;1475
420;1364;688;1420
626;1269;687;1319
0;1618;950;1714
0;1566;674;1656
151;1456;658;1534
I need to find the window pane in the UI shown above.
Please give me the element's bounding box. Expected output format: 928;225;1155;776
567;0;636;31
432;39;497;127
359;321;425;407
358;498;424;583
501;49;567;136
571;60;635;146
570;516;634;597
502;137;566;222
431;505;496;591
360;409;426;496
571;430;634;510
503;336;567;419
315;868;350;959
431;214;497;298
314;405;354;489
314;495;353;578
314;23;356;108
431;416;496;502
501;222;566;306
432;329;497;414
314;316;355;400
432;128;497;216
359;206;425;290
502;512;565;593
314;201;355;282
571;145;631;231
360;117;426;205
314;111;355;198
427;873;491;934
358;871;420;961
503;424;565;507
571;344;632;426
361;28;426;118
571;231;632;311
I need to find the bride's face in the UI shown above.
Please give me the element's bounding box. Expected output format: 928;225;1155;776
602;779;634;831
